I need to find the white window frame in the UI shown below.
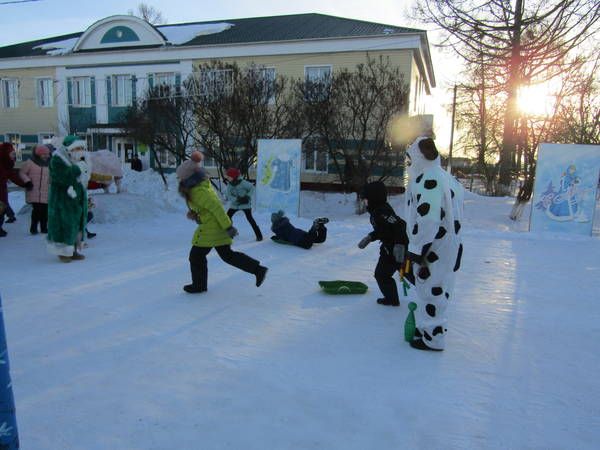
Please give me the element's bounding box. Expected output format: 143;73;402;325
111;74;133;107
36;77;54;108
38;132;55;144
5;133;21;161
152;72;177;97
201;151;217;168
304;65;332;83
304;65;332;101
1;78;20;108
303;138;329;173
198;69;234;99
70;76;92;107
157;149;178;168
248;66;276;104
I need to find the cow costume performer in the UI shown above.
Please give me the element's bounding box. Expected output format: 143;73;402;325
405;137;464;351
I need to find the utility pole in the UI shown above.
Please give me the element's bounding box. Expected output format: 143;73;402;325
448;84;457;174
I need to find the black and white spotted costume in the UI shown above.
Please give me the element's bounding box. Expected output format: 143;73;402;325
405;137;464;350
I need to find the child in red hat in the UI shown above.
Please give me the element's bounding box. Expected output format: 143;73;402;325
225;167;263;241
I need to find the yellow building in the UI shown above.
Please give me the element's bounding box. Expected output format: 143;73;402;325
0;13;435;184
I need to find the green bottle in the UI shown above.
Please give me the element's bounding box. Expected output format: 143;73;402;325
402;278;410;297
404;302;417;342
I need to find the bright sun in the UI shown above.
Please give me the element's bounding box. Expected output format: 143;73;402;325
517;83;556;117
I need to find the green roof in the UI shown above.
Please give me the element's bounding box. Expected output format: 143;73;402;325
0;13;424;59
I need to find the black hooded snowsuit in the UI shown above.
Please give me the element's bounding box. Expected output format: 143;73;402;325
362;181;409;304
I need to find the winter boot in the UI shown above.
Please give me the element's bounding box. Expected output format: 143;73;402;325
30;225;38;235
87;230;96;239
183;284;207;294
6;216;15;223
71;252;85;261
0;228;6;237
255;266;268;287
410;338;443;352
376;297;400;307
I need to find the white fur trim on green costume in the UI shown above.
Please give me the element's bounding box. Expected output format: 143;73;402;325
66;140;86;151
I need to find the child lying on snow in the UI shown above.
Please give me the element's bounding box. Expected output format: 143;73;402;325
270;210;329;249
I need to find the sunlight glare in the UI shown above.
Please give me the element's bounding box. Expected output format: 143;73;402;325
517;83;556;117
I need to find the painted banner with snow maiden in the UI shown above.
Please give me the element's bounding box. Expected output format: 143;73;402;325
255;139;301;215
530;143;600;236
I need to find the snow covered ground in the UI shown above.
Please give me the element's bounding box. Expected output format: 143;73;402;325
2;170;599;449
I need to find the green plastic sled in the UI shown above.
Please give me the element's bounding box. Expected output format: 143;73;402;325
271;237;295;246
319;280;368;295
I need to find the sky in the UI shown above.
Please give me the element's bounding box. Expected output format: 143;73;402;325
0;0;463;152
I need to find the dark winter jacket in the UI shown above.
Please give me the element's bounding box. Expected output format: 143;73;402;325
362;181;408;251
0;143;25;205
271;217;313;249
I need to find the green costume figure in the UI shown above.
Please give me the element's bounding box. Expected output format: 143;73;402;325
46;135;88;262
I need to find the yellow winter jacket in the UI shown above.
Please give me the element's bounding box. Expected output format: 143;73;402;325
187;180;233;247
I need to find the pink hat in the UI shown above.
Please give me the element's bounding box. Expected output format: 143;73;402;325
34;145;50;157
190;151;204;163
176;159;200;181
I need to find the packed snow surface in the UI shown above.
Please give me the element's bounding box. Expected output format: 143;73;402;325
2;169;599;449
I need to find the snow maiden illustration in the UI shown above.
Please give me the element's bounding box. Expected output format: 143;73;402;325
535;164;590;222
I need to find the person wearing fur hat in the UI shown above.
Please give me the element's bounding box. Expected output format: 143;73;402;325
0;143;26;237
357;181;409;307
225;167;263;241
404;137;464;351
177;159;268;293
19;145;51;234
46;135;88;261
270;210;329;249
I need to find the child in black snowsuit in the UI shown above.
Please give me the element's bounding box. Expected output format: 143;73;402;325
357;181;409;306
270;210;328;249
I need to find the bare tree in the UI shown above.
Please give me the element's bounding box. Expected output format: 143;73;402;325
128;3;166;25
189;61;296;180
292;55;409;201
414;0;600;194
122;84;196;188
509;52;599;219
551;55;600;145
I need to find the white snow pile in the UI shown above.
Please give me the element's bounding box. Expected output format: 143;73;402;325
86;168;184;224
158;22;234;45
33;37;79;56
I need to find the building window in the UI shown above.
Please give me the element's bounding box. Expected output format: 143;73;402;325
152;72;177;97
304;66;331;101
71;77;92;107
202;151;217;168
5;133;22;161
36;78;54;108
248;66;276;104
1;78;19;108
303;138;328;173
111;75;133;106
157;149;178;168
198;69;233;99
38;133;55;144
305;66;332;83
